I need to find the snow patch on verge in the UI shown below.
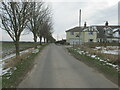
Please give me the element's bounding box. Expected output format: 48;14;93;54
2;68;11;76
101;50;119;55
73;48;119;71
91;55;96;58
32;49;39;54
0;47;39;76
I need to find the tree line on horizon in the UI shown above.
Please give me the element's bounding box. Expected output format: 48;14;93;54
0;1;55;57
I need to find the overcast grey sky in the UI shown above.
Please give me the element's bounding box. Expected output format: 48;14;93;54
1;0;119;41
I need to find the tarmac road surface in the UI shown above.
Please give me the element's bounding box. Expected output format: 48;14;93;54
18;44;118;88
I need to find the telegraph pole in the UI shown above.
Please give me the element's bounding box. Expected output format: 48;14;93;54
79;9;81;45
118;2;120;25
79;9;81;27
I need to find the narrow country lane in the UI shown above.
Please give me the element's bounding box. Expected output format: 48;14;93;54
18;44;118;88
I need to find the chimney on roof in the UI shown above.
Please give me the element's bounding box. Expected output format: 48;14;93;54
84;22;87;28
105;21;108;26
79;9;81;27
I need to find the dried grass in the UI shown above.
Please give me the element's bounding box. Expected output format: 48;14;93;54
83;42;119;48
75;45;119;64
4;52;31;69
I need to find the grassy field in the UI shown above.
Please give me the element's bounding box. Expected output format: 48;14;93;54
2;44;48;88
67;47;119;85
2;42;40;58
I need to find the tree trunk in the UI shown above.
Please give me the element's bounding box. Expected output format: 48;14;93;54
39;36;42;45
15;41;20;57
47;38;49;43
33;33;37;42
44;37;46;43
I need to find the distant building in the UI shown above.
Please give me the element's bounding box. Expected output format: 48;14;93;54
66;22;98;45
66;21;120;45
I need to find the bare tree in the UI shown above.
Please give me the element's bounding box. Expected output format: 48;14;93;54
28;2;53;44
43;16;53;43
36;6;50;44
0;2;30;57
37;16;53;44
27;2;46;42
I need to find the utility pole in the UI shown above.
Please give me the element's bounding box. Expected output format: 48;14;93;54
118;1;120;25
79;9;81;27
79;9;81;45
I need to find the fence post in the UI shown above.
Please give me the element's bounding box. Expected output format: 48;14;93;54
73;41;74;48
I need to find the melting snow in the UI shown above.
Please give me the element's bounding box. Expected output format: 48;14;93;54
2;68;11;76
13;67;17;70
99;59;104;62
2;53;16;61
6;77;10;79
77;51;82;54
73;48;119;71
1;48;34;61
0;48;35;76
32;49;39;54
91;55;96;58
101;50;119;55
95;47;102;49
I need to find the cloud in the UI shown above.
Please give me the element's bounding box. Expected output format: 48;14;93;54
89;4;118;25
118;1;120;25
1;1;119;41
51;1;118;40
2;30;34;41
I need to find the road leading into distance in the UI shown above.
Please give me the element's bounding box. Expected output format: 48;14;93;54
18;44;118;88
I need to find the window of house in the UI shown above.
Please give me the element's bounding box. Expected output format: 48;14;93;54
104;30;105;34
108;30;110;33
89;32;93;35
76;33;79;37
89;39;93;42
71;32;74;35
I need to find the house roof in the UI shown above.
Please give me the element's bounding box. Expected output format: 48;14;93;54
82;27;98;32
113;28;120;33
66;26;86;32
66;25;120;39
94;25;120;38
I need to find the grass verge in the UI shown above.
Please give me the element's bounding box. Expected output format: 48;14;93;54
67;48;119;85
2;44;48;88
